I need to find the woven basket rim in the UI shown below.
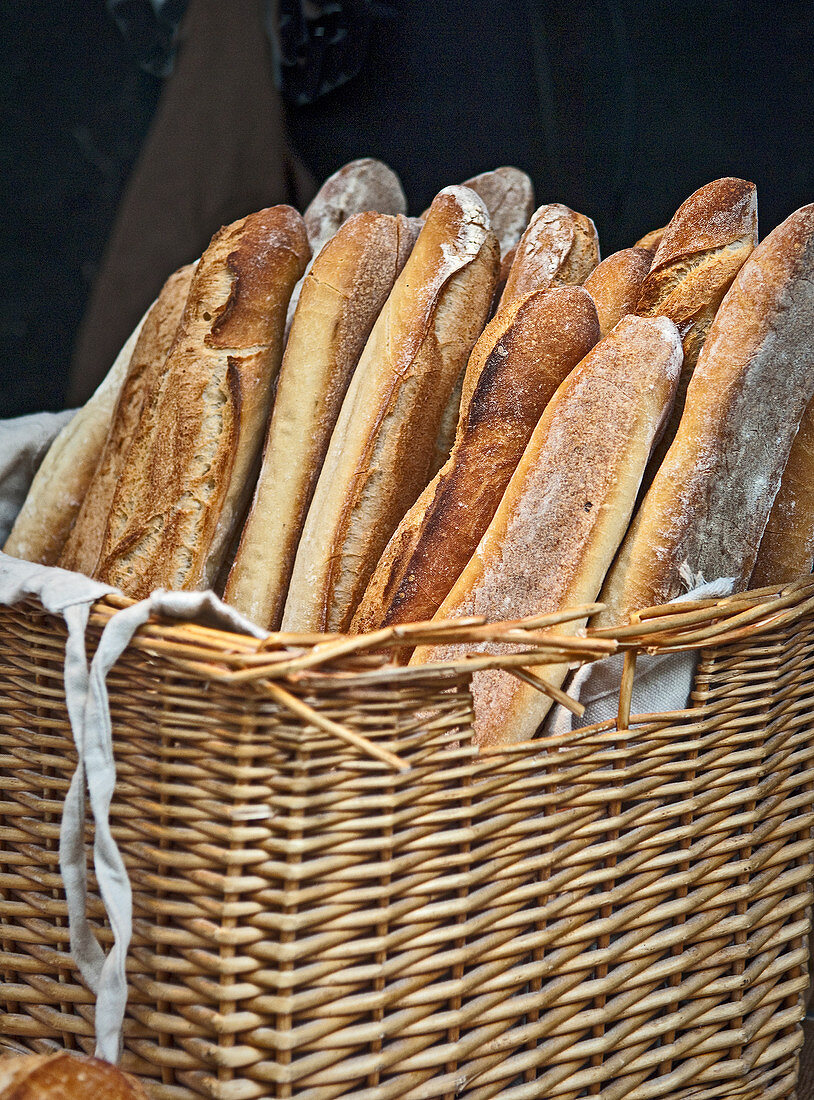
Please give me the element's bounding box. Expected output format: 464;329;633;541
62;574;814;679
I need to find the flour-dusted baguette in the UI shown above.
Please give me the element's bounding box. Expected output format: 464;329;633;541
224;212;418;628
750;395;814;586
96;206;310;597
583;247;653;337
411;314;682;747
597;203;814;627
58;263;196;577
422;167;534;258
634;177;757;476
285;158;407;333
351;285;600;635
3;312;146;565
498;202;600;310
282;185;500;633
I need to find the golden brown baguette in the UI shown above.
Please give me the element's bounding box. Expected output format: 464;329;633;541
96;205;310;597
351;285;600;635
223;211;418;628
596;203;814;627
58;263;195;577
425;170;535;477
411;314;682;747
750;393;814;586
583;246;653;336
422;167;534;257
281;185;500;633
498;202;600;310
634;177;757;479
0;1052;148;1099
285;158;407;332
3;311;146;565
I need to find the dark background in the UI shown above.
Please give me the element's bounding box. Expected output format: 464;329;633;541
2;0;813;419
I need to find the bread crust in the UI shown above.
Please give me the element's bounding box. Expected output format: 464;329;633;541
351;286;600;635
751;394;814;586
286;158;407;333
58;263;195;577
583;247;653;337
282;185;500;633
421;167;535;258
3;310;145;565
498;203;600;310
0;1052;148;1098
411;314;682;748
96;206;309;597
635;226;664;252
597;203;814;626
224;212;418;627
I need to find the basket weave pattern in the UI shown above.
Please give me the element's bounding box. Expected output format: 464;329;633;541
1;582;814;1099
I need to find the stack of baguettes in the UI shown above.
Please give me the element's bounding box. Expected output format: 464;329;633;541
6;157;814;748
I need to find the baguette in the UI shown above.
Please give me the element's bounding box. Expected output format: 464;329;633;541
750;393;814;586
96;205;310;597
597;203;814;627
59;263;195;577
583;246;653;337
282;185;500;633
286;158;407;333
425;169;535;476
634;177;757;476
351;285;600;635
411;314;682;747
498;202;600;310
422;167;534;257
224;211;418;628
3;310;146;565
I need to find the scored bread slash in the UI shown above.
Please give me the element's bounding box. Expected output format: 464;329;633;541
351;285;601;638
597;202;814;627
224;211;420;629
285;157;407;336
410;314;683;749
95;205;310;598
498;202;600;311
3;307;147;566
59;262;196;577
583;246;653;337
281;184;500;634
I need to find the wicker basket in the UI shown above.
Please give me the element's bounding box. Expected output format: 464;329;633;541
2;578;814;1099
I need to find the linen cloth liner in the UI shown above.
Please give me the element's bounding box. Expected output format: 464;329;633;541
0;409;732;1060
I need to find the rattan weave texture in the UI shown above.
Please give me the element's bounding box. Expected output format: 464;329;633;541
1;580;814;1099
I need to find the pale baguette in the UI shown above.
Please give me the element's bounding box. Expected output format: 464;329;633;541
224;212;418;627
285;158;406;334
3;311;146;565
282;185;499;633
